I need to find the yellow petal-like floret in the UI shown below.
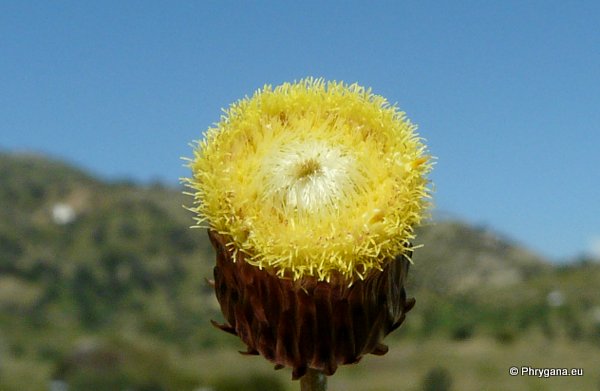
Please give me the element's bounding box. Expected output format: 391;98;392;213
186;78;432;282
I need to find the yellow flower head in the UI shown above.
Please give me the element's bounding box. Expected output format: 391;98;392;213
186;78;432;282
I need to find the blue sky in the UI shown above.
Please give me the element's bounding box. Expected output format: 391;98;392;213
2;1;599;261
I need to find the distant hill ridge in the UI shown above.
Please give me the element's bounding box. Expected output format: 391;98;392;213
413;220;550;294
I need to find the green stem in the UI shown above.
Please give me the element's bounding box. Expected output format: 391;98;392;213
300;368;327;391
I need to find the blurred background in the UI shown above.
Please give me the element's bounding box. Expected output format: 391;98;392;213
1;1;599;390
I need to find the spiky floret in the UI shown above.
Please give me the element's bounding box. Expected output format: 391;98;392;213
186;78;432;282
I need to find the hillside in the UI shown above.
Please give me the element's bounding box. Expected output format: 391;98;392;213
411;220;550;294
0;151;598;390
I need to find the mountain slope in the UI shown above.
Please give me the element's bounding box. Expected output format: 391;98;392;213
411;220;550;294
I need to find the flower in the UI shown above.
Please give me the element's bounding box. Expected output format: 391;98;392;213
185;78;432;379
187;78;432;283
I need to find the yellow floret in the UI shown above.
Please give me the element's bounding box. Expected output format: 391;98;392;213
185;78;432;282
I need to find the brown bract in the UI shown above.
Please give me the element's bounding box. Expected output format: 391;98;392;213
208;230;415;379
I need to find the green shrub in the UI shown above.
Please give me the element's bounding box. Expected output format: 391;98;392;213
422;366;453;391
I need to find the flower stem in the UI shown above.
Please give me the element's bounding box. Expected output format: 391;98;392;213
300;368;327;391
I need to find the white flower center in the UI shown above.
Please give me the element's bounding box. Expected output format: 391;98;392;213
261;141;362;214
